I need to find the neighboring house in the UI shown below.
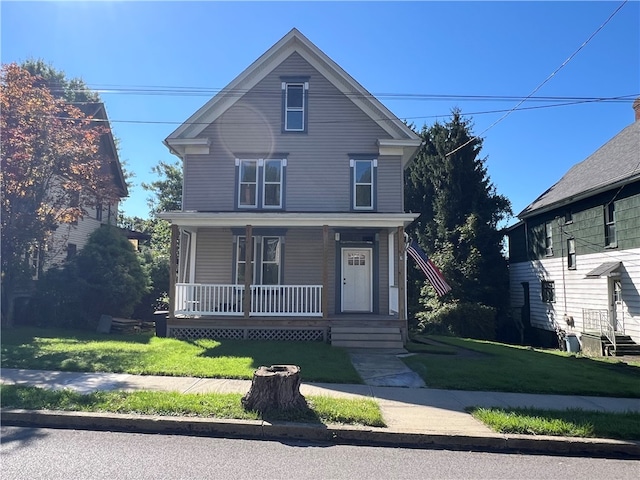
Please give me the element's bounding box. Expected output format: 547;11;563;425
36;102;128;274
507;100;640;355
159;29;421;347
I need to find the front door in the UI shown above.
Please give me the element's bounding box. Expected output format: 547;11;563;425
609;278;624;332
341;248;372;312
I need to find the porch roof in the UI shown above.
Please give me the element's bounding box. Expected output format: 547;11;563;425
158;211;420;229
585;262;622;279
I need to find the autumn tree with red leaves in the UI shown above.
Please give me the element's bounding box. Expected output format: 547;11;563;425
1;63;119;325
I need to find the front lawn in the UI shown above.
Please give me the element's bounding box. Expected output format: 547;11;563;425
1;327;362;384
402;335;640;397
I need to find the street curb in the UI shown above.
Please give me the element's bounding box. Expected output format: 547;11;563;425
3;409;640;459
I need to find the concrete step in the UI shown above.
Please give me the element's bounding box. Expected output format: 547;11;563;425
332;340;405;349
331;326;400;335
331;333;402;341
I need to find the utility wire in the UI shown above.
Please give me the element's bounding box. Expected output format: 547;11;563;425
50;95;638;127
444;0;629;158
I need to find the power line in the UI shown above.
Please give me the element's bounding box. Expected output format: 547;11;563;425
444;0;629;158
49;95;638;128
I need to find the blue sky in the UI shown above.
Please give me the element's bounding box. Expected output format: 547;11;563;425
2;1;638;225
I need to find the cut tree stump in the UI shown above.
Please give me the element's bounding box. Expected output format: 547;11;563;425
241;365;307;414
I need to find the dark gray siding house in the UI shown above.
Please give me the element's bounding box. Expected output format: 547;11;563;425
159;29;421;347
507;99;640;355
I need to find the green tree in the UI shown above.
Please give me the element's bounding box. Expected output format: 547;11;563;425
405;109;512;340
75;226;149;320
1;63;118;326
21;58;100;103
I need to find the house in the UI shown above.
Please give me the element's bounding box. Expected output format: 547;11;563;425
34;102;128;274
158;29;422;347
507;99;640;355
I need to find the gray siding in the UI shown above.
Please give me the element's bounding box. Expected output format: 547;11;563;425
194;228;233;283
183;52;403;213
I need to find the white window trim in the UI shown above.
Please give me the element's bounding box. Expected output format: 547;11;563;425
262;159;285;209
284;82;306;132
352;159;376;210
237;159;259;209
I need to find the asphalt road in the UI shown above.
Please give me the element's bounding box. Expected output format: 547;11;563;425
1;426;638;480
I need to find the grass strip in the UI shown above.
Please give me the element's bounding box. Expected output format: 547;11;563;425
0;384;385;427
468;406;640;440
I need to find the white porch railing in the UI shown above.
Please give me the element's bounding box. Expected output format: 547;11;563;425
175;283;323;317
582;308;616;352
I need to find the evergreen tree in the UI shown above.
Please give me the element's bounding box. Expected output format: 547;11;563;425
405;109;512;339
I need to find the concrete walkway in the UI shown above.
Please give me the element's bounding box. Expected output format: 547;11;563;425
2;366;639;458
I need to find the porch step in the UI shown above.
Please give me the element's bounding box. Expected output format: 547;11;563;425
602;335;640;356
331;326;404;349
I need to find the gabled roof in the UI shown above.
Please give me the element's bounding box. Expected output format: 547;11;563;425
165;28;420;152
75;102;128;197
518;120;640;219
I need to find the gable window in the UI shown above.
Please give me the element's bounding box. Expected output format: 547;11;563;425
541;280;555;303
604;202;616;247
545;222;553;256
351;158;377;210
567;238;576;270
281;78;309;133
236;159;286;210
235;236;282;285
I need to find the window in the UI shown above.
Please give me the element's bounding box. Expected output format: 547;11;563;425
564;210;573;224
541;280;555;303
96;202;103;222
283;82;307;132
567;238;576;270
545;222;553;256
263;160;283;208
238;160;258;208
613;280;622;303
236;236;282;285
352;159;376;210
236;159;285;209
66;243;77;260
605;202;616;247
70;191;79;225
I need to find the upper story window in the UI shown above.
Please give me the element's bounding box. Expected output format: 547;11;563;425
96;202;103;222
281;78;309;133
351;158;377;210
236;158;286;210
544;221;553;256
567;237;576;270
604;202;616;247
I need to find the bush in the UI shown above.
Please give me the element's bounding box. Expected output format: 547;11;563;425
416;301;497;340
28;263;85;328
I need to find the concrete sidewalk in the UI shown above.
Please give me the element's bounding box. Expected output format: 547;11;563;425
2;367;639;458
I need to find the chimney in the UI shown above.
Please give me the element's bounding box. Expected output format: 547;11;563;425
634;97;640;122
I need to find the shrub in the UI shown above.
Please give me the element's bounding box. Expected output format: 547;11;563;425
416;300;497;340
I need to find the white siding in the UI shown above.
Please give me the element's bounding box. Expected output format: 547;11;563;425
510;247;640;343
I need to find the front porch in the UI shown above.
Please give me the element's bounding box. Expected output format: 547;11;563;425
164;314;407;348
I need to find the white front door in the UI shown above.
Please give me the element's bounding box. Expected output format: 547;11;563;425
341;248;372;312
609;278;624;332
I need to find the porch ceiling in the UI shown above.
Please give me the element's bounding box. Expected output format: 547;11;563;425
157;211;420;228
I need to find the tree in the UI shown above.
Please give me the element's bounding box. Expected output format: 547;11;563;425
1;63;119;325
22;58;100;103
405;109;512;340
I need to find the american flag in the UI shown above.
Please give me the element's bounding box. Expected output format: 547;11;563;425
407;240;452;297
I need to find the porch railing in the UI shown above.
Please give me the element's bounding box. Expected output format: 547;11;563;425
175;283;322;317
582;308;615;353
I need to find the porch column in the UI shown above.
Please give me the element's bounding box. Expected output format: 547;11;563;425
322;225;329;319
168;224;179;318
243;225;253;318
397;226;406;332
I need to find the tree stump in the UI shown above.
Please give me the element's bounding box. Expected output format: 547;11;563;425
241;365;307;414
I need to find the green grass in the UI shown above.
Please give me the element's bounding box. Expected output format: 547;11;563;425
469;406;640;440
1;327;362;384
0;384;385;427
402;335;640;397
